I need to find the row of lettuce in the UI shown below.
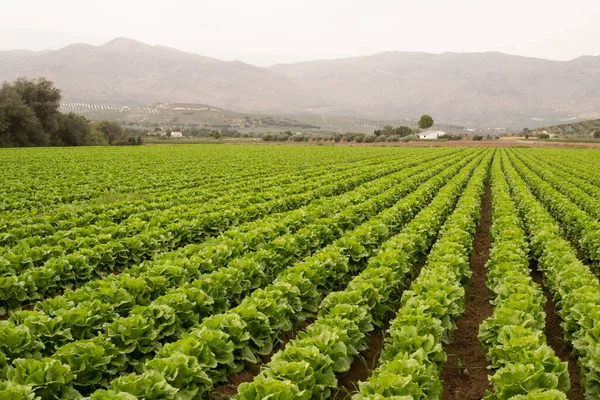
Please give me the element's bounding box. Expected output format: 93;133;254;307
237;145;492;399
236;149;600;399
1;152;405;244
346;148;600;399
346;149;491;399
3;147;600;398
0;150;484;397
502;150;600;398
0;150;460;314
478;156;569;399
0;146;391;213
89;152;488;399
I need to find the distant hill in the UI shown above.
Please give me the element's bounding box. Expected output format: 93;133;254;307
532;118;600;138
3;38;600;128
59;102;471;134
0;38;309;113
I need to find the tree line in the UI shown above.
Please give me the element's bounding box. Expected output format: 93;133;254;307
0;78;140;147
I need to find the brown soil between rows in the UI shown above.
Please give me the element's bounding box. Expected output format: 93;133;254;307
530;264;584;400
441;181;494;400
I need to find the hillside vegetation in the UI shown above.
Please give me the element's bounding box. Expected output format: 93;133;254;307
533;118;600;138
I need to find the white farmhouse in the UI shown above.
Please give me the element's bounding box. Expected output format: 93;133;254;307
419;131;445;140
171;131;183;138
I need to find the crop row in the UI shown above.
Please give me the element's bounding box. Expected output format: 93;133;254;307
521;150;600;203
0;153;398;272
478;155;568;399
0;148;470;367
0;151;412;240
505;150;600;267
521;148;600;197
351;149;490;399
0;146;396;214
511;150;600;220
66;152;488;398
0;156;365;244
237;149;493;399
1;151;455;313
0;151;483;397
502;150;600;398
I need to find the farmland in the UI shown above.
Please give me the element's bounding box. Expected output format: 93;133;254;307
1;145;600;399
58;102;472;135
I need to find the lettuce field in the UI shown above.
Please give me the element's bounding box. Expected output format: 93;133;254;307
1;145;600;399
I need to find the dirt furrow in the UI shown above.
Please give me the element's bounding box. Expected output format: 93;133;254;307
530;263;584;400
441;181;494;400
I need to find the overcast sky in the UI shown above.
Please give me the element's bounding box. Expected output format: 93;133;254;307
1;0;599;66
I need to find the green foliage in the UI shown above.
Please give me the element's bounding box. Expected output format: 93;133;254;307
473;135;483;141
502;149;600;398
418;115;434;130
352;152;491;399
373;125;414;138
238;152;491;399
0;78;100;147
478;157;569;399
5;146;600;399
7;358;81;399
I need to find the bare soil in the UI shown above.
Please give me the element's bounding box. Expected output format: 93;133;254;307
530;263;584;400
441;181;494;400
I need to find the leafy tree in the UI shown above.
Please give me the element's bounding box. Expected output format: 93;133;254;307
473;135;483;141
0;78;103;147
418;115;434;129
94;121;124;144
0;82;48;146
594;130;600;139
57;113;93;146
395;126;413;137
12;78;61;138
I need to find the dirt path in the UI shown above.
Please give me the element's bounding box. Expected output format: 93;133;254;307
440;182;494;400
530;264;584;400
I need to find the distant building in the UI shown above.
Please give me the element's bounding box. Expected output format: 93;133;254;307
171;131;183;138
420;131;445;140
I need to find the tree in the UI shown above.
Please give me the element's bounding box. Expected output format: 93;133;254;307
473;135;483;141
395;126;413;137
12;78;61;138
0;82;47;147
94;121;124;144
594;130;600;139
418;115;434;130
0;78;100;147
57;113;93;146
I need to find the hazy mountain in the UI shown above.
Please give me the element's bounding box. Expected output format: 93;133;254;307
271;52;600;127
2;38;600;128
0;38;310;113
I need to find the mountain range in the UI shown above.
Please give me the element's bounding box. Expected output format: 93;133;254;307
2;37;600;128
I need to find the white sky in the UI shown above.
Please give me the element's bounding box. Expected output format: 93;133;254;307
1;0;599;66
